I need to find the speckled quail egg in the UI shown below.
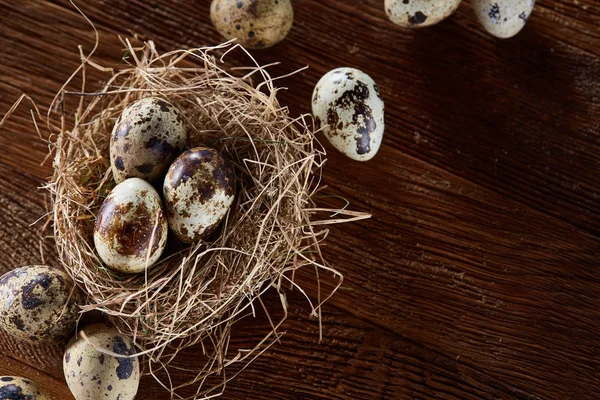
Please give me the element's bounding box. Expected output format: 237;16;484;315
64;323;139;400
94;178;168;273
385;0;462;27
110;96;187;184
210;0;294;49
312;68;385;161
0;265;82;344
473;0;535;38
163;147;236;243
0;376;52;400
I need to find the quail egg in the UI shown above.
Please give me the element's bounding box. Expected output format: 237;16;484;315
385;0;462;27
0;376;52;400
94;178;168;273
64;323;139;400
0;265;82;344
473;0;535;38
210;0;294;49
110;97;187;183
312;68;385;161
163;147;236;243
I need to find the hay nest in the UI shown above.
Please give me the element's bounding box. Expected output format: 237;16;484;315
43;39;369;398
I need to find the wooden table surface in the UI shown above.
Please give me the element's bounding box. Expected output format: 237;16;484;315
0;0;599;399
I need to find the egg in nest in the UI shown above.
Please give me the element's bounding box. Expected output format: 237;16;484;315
94;178;168;273
163;147;236;243
110;97;187;183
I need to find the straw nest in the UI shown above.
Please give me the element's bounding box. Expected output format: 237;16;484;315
42;39;369;399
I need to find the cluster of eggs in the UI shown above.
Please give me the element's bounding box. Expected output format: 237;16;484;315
95;97;236;274
0;265;140;399
386;0;535;38
209;0;535;49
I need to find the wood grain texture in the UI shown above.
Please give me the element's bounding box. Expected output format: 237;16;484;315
0;0;599;399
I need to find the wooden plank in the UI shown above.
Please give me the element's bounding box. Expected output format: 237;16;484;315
0;0;598;399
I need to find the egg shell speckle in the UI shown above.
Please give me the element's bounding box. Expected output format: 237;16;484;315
210;0;293;49
110;97;187;183
94;178;168;274
0;376;53;400
0;265;81;344
385;0;462;27
312;68;385;161
473;0;535;38
163;147;236;243
64;323;139;400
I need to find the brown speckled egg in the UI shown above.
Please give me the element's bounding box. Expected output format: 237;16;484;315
385;0;462;28
163;147;236;243
64;323;139;400
110;97;187;183
210;0;293;49
312;68;385;161
94;178;168;274
0;265;82;344
473;0;535;38
0;376;52;400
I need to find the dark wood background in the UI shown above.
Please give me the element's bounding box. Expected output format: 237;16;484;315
0;0;599;399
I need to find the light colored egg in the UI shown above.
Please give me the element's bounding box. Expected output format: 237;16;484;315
312;68;385;161
0;376;53;399
385;0;462;27
473;0;535;38
94;178;168;273
0;265;82;344
64;323;139;400
163;147;236;243
210;0;294;49
110;97;187;184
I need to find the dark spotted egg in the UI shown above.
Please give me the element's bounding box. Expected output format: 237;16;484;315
64;323;139;400
94;178;168;274
210;0;293;49
163;147;236;243
110;97;187;184
312;68;385;161
0;376;52;400
473;0;535;38
0;265;82;344
385;0;462;28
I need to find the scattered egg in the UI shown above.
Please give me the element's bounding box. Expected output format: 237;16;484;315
473;0;535;38
0;265;81;344
385;0;462;28
210;0;294;49
94;178;168;274
312;67;385;161
163;147;236;243
110;97;187;184
64;323;139;400
0;376;52;400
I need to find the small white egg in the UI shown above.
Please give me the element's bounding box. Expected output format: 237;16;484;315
312;68;385;161
473;0;535;38
385;0;462;27
94;178;168;273
0;265;82;344
64;323;140;400
110;97;187;184
163;147;236;243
